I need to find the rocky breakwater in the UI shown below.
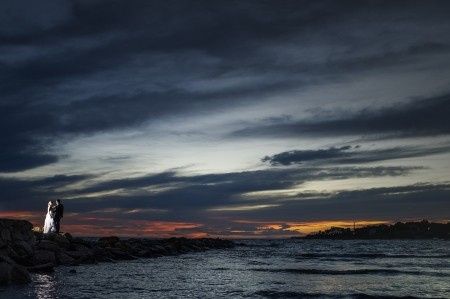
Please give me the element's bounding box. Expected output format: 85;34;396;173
0;219;35;285
0;218;235;286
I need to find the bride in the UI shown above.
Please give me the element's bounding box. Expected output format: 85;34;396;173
43;201;57;234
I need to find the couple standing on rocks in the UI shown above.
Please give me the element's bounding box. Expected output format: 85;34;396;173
43;199;64;234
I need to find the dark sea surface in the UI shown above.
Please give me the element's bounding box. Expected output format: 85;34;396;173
2;239;449;298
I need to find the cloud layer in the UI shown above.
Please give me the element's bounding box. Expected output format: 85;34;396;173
1;0;450;237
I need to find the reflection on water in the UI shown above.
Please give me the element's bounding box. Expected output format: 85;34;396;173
33;274;58;299
1;239;449;298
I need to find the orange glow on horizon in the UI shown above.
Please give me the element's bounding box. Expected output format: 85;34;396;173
0;210;446;238
234;219;390;235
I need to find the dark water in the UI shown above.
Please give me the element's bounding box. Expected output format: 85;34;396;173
2;239;449;298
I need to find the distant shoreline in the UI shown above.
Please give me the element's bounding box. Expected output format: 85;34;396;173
293;220;450;240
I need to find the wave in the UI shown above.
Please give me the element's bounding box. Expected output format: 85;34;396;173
252;290;447;299
248;260;271;266
296;253;450;259
237;242;280;248
250;268;450;277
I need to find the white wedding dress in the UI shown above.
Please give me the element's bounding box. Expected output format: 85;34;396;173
43;206;56;234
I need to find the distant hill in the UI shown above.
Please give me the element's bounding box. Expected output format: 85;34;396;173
299;220;450;239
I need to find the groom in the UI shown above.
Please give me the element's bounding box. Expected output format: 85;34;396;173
54;199;64;233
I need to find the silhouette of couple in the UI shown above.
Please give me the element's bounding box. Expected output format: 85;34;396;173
43;199;64;234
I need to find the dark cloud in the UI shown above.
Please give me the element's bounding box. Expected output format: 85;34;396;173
5;171;446;228
232;94;450;139
52;165;418;220
0;165;417;214
263;144;450;166
1;1;450;235
75;165;417;197
1;1;450;172
0;151;58;173
0;0;72;37
263;146;354;166
220;183;450;221
0;174;92;210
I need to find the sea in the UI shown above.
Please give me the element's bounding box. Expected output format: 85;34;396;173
2;239;449;298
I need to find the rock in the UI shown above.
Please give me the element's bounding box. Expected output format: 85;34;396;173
65;250;90;259
0;239;6;249
0;229;11;242
164;245;178;255
71;237;93;248
109;248;136;260
56;251;76;266
0;219;36;261
14;240;34;257
36;240;60;252
53;234;71;248
65;247;95;264
32;226;44;234
63;233;73;242
0;254;15;265
98;236;120;247
150;245;167;254
34;250;56;265
27;263;54;273
0;255;31;285
7;245;33;266
76;255;96;264
69;269;76;274
0;262;11;285
74;243;91;252
10;263;31;283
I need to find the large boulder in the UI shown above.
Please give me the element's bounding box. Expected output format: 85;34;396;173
56;251;76;266
65;245;95;264
0;229;11;242
63;232;73;242
44;233;71;249
27;263;54;273
2;219;35;244
13;240;34;257
108;248;136;260
0;219;36;258
98;236;120;247
36;240;60;252
34;250;56;265
0;255;31;285
92;246;115;262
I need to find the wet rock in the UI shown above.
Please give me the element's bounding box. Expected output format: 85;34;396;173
109;248;136;260
7;245;33;266
71;237;93;248
74;243;91;252
53;234;71;248
63;233;73;242
150;245;168;255
0;255;31;285
0;239;6;249
98;236;120;247
0;229;11;242
27;263;55;273
34;250;56;265
56;251;76;266
65;247;95;264
36;240;60;252
10;263;31;283
0;262;11;284
14;240;34;257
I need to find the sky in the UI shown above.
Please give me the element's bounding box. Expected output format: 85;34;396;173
1;0;450;238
